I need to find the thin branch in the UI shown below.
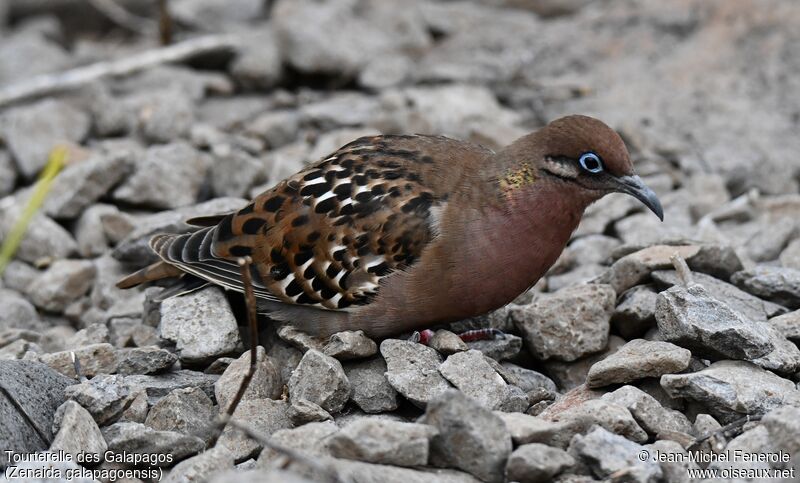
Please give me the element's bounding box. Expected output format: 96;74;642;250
687;414;763;452
0;34;240;108
158;0;173;45
207;256;259;447
88;0;156;36
224;256;259;417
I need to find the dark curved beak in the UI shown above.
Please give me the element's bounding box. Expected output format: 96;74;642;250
616;175;664;221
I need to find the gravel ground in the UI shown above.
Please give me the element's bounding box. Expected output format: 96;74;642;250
0;0;799;482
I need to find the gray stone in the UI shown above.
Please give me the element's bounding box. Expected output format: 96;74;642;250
74;204;118;257
512;284;615;361
214;346;281;412
163;446;235;483
116;346;177;375
547;264;607;291
112;197;247;265
119;389;149;423
546;398;648;446
113;141;211;210
300;92;381;129
144;387;216;442
0;361;72;466
245;110;301;149
273;0;430;77
780;238;800;269
288;349;351;413
0;199;77;263
327;419;437;467
0;99;90;179
125;370;219;406
268;339;303;386
277;325;326;352
439;350;516;411
611;285;657;339
655;283;775;360
40;343;118;378
646;440;699;483
25;259;95;313
65;374;130;425
568;234;622;265
748;322;800;374
601;386;692;437
569;427;662;482
159;286;242;364
209;145;263;199
660;360;800;421
493;411;567;445
498;362;558;395
769;310;800;342
49;400;107;460
543;335;627;391
323;330;378;360
171;0;265;29
732;265;800;309
288;398;332;424
217;399;292;462
586;339;691;388
0;288;41;331
428;329;468;355
129;87;196;143
229;29;283;90
380;339;452;408
420;390;512;483
505;443;575;483
43;151;132;219
597;245;706;294
257;421;339;466
88;255;145;321
465;333;522;361
761;405;800;460
0;338;40;360
103;421;204;465
652;270;777;322
1;260;39;292
68;323;110;350
343;356;398;414
0;150;16;197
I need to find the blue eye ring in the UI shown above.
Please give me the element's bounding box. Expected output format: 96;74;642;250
579;152;604;174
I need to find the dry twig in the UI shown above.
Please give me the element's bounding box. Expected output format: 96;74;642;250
0;34;240;108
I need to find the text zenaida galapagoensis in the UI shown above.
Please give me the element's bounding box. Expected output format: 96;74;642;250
118;115;663;338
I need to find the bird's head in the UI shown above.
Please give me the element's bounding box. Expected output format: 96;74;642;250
499;115;663;220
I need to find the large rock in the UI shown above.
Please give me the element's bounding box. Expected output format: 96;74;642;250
49;400;107;460
273;0;430;78
103;421;205;465
159;287;242;364
655;283;775;360
25;259;96;313
343;357;398;414
601;386;692;437
420;390;511;483
326;419;437;467
0;361;72;466
0;198;77;263
125;370;219;406
0;99;90;179
113;142;211;210
144;387;216;442
512;284;615;361
288;349;351;414
438;349;524;411
217;399;292;462
215;346;282;411
42;150;132;219
569;427;662;482
505;443;575;483
65;374;130;425
586;339;691;388
732;266;800;309
380;339;452;408
0;288;41;331
660;360;800;421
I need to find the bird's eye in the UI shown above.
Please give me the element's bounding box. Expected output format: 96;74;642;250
579;152;603;174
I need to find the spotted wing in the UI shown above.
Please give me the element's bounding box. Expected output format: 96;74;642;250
152;135;445;311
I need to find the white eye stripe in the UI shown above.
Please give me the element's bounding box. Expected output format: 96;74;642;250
579;152;604;173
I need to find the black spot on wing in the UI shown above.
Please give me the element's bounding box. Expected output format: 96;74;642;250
263;196;285;212
242;218;267;235
229;245;252;257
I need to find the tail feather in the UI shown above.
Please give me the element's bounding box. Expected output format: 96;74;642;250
116;260;184;289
